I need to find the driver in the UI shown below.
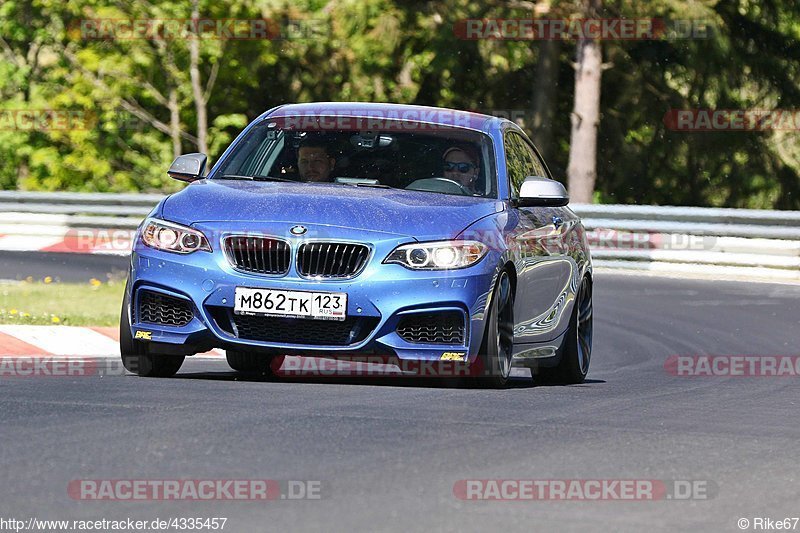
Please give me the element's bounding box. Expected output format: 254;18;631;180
298;135;336;182
442;145;480;194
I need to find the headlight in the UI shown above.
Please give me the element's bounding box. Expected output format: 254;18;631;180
384;240;487;270
141;218;211;254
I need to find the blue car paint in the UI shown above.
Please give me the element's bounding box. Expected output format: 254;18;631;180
125;103;591;367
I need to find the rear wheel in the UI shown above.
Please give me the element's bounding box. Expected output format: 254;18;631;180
474;270;515;388
536;277;593;385
226;350;284;377
119;280;185;378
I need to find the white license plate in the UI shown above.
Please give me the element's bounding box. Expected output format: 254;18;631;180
234;287;347;321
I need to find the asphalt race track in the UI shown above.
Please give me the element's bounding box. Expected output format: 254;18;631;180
1;253;799;532
0;251;130;283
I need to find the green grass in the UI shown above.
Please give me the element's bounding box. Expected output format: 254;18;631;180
0;279;125;326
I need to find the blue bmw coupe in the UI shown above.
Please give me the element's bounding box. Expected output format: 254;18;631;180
120;103;592;387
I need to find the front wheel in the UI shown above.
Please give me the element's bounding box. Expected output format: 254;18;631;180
119;280;185;378
536;277;593;385
474;270;515;388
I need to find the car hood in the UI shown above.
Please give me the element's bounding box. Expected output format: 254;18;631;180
161;180;503;240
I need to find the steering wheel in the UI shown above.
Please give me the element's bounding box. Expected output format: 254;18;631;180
425;177;473;195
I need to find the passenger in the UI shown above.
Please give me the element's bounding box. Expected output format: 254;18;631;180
442;145;481;194
297;136;336;182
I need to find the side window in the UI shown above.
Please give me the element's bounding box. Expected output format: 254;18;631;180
527;146;547;179
220;127;280;177
504;132;538;198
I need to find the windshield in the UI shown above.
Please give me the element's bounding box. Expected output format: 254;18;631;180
212;117;497;198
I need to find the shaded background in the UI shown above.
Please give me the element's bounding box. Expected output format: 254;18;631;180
1;0;798;208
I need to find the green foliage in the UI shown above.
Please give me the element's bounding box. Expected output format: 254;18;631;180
0;0;797;208
593;0;800;208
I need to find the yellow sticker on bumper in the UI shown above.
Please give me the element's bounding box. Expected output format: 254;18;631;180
440;352;466;361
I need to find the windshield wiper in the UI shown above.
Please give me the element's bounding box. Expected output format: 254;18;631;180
217;174;295;182
352;182;392;189
252;175;296;182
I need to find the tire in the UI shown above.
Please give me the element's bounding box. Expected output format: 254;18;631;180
536;277;593;385
119;279;185;378
474;270;515;388
226;350;284;377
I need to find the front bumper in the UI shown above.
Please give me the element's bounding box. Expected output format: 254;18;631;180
126;224;499;364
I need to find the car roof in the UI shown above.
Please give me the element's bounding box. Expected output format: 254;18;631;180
262;102;507;133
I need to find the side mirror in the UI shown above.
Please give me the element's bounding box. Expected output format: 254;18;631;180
168;153;207;182
517;176;569;207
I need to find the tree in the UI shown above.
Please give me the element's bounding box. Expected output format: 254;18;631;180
566;0;603;203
